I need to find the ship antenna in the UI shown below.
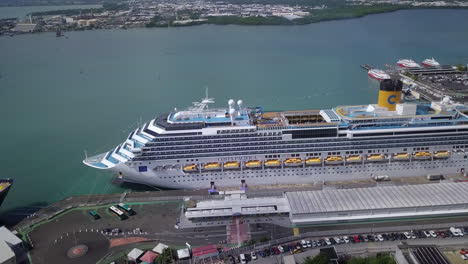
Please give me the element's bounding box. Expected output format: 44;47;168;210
84;150;88;159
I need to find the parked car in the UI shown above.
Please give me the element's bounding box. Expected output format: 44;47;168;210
251;252;257;260
376;234;384;242
334;237;341;244
324;238;331;245
343;236;350;243
306;241;312;248
278;246;284;253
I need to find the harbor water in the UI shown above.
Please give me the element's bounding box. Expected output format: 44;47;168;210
1;8;468;223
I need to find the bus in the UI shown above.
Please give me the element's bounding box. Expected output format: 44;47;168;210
117;203;136;215
109;206;127;220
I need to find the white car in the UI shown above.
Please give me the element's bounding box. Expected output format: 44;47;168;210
423;231;431;238
301;240;307;248
429;230;437;238
403;232;411;239
251;252;257;260
450;227;460;237
458;228;465;237
324;238;331;245
377;234;384;242
461;254;468;260
306;241;312;248
343;236;350;243
334;237;341;244
278;246;284;253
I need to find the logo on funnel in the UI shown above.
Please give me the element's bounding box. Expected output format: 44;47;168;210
388;95;397;105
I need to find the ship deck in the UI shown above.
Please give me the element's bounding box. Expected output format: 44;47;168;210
256;109;334;128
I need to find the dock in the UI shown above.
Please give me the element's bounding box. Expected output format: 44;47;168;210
406;65;460;75
360;64;373;71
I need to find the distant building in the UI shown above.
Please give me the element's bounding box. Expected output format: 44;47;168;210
0;226;26;264
12;23;37;33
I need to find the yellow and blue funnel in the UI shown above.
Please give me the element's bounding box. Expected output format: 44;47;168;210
378;79;403;111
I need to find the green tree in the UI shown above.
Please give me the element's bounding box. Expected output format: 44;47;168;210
259;236;269;242
155;248;173;264
303;253;329;264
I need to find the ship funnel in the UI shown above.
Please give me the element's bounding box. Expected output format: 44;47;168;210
378;78;403;111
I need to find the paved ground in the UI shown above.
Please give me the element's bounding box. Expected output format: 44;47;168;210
27;200;227;264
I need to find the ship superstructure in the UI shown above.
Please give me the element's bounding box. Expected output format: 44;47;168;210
84;80;468;189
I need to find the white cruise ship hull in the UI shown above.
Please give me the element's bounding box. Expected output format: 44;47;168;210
110;153;467;189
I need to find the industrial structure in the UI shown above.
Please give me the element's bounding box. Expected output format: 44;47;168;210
182;182;468;228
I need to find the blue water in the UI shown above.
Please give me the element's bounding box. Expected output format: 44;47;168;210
0;8;468;222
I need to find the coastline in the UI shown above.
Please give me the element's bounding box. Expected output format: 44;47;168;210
3;5;467;37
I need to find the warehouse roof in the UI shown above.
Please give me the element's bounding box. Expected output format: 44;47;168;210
286;182;468;214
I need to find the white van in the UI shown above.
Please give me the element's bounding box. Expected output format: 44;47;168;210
240;254;247;264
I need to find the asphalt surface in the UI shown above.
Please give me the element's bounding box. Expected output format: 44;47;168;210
27;200;227;264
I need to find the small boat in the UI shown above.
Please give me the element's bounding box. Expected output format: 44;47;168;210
397;59;421;68
265;159;281;167
413;151;431;160
245;160;261;168
305;157;321;165
56;30;64;37
204;162;221;170
284;158;302;166
325;156;343;165
223;161;240;169
434;150;450;159
183;164;198;172
367;154;386;162
422;58;440;67
393;153;410;161
346;155;362;163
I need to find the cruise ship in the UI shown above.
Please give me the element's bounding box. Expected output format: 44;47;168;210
422;58;441;67
368;69;390;81
84;80;468;189
397;59;421;68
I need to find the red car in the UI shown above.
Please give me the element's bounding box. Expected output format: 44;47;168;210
272;247;281;255
439;231;446;238
353;235;360;243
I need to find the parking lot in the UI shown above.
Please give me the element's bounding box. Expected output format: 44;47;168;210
223;226;468;264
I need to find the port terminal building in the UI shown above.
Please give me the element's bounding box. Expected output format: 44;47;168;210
182;182;468;228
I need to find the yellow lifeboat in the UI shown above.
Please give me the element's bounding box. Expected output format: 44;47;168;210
284;158;302;166
367;154;386;162
265;159;281;167
393;153;410;161
413;151;431;160
346;155;362;163
223;161;240;169
434;150;450;159
306;157;321;165
245;160;261;168
325;156;343;165
203;162;221;170
183;164;198;172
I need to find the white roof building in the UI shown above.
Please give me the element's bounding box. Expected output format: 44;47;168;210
152;243;169;254
0;226;23;264
177;248;190;260
127;248;143;261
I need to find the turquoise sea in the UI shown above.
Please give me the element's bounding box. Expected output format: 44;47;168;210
1;8;468;223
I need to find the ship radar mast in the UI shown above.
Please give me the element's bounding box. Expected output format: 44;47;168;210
189;87;215;113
